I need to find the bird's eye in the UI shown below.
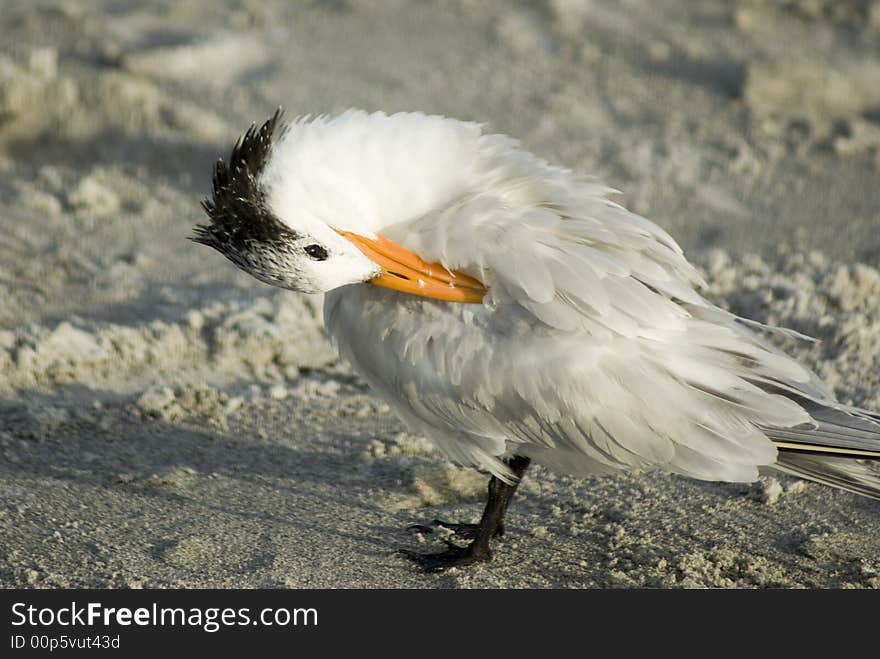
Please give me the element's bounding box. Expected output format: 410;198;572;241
304;244;328;261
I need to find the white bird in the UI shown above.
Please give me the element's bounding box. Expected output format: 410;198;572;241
194;109;880;570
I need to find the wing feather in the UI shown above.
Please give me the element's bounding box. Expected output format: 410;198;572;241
332;163;876;488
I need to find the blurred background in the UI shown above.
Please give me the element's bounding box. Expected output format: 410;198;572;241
1;1;879;588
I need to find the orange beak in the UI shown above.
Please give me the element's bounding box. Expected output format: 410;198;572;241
336;230;488;304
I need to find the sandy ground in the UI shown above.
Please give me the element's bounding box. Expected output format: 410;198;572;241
2;0;880;588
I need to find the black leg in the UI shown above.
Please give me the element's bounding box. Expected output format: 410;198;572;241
401;455;531;572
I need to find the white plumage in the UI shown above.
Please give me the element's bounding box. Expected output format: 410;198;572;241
290;110;859;484
196;110;880;556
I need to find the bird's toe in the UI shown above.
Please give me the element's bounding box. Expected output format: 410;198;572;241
406;518;498;541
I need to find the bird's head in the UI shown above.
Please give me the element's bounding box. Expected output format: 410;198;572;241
193;109;488;303
192;110;382;294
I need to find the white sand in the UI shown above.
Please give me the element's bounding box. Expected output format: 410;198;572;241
1;0;879;588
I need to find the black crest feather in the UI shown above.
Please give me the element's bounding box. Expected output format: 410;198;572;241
193;108;297;251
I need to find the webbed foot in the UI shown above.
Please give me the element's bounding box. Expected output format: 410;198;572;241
399;540;491;572
407;518;501;541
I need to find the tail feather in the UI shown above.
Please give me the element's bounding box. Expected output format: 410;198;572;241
762;402;880;499
771;453;880;501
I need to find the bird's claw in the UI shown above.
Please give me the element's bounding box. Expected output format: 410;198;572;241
407;518;500;541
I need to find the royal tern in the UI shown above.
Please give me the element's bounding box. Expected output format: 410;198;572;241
193;109;880;571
